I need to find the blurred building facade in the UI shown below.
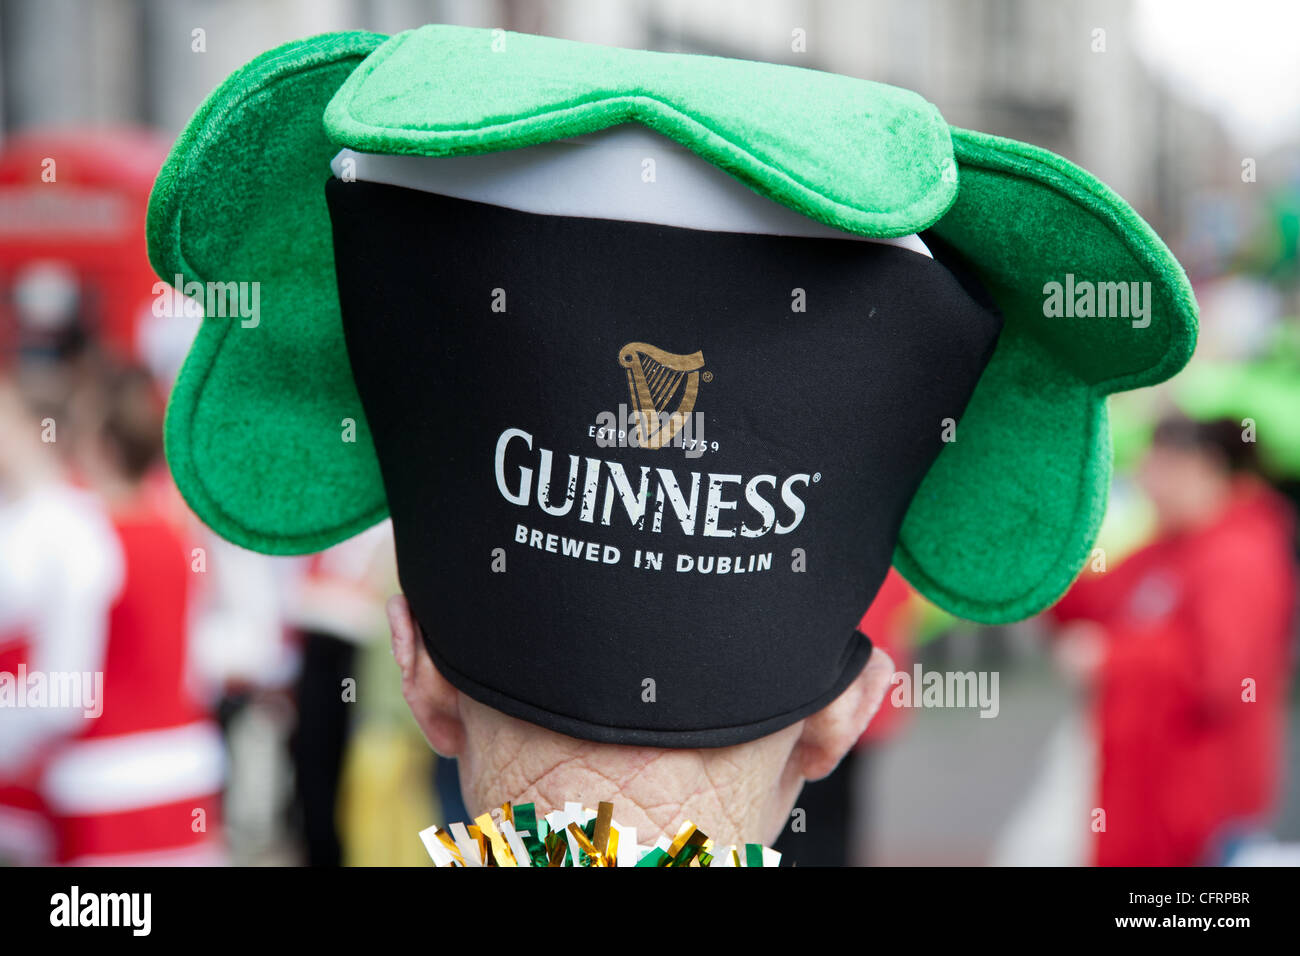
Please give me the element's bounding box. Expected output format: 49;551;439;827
0;0;1231;249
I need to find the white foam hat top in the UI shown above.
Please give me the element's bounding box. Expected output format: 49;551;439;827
331;124;932;257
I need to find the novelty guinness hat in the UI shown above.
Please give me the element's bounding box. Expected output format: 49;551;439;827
149;26;1197;742
325;158;1000;745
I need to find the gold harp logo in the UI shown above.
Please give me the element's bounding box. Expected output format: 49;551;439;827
618;342;706;450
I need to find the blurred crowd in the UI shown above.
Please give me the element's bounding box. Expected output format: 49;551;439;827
0;130;426;865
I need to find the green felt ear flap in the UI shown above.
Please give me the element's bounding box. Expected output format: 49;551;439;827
893;128;1198;623
148;30;389;554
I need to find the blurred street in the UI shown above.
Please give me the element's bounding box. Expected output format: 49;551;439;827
870;652;1300;864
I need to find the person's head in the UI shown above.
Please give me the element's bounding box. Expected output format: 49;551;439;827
0;368;67;493
386;594;894;847
1139;415;1253;532
340;125;949;846
67;358;165;496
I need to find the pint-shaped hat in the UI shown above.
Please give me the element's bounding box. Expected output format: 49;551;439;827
149;26;1197;746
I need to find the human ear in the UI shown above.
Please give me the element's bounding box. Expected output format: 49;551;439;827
386;594;466;757
791;648;895;781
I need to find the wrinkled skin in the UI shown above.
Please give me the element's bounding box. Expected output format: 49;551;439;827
387;594;894;849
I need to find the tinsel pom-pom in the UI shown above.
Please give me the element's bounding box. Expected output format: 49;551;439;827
418;800;780;867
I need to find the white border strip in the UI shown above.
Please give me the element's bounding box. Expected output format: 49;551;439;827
330;125;931;257
42;721;226;815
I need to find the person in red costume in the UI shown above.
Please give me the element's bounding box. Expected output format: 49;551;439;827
0;375;122;864
0;361;226;865
1052;415;1297;866
54;361;226;865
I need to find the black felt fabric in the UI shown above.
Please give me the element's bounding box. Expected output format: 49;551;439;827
326;178;1002;747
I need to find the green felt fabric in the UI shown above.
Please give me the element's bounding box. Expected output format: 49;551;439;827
324;25;957;239
148;30;389;553
895;128;1199;622
147;26;1198;623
